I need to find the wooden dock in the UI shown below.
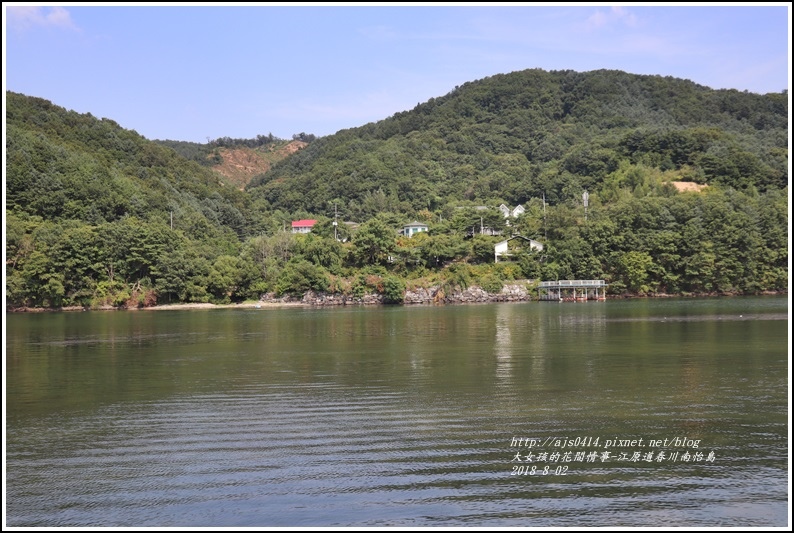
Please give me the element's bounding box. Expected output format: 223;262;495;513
538;280;607;301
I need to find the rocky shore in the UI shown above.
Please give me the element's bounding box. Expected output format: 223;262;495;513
258;282;536;306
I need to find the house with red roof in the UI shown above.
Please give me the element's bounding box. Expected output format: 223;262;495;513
291;219;317;234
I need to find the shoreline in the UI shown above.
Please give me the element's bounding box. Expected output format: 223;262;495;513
142;302;307;311
6;290;786;313
5;301;305;313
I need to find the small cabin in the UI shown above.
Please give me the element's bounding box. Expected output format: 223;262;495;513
291;219;317;234
401;221;429;237
494;235;544;262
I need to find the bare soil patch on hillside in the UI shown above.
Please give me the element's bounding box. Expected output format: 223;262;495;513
212;140;307;189
671;181;708;192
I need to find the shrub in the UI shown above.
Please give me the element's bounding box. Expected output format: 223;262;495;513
381;276;405;304
275;260;330;295
479;274;504;294
444;263;471;290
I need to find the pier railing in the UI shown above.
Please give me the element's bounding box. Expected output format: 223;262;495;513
539;280;607;288
538;280;607;301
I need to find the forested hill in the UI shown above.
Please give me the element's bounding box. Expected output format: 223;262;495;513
6;91;250;239
6;91;262;308
4;68;790;309
247;68;788;220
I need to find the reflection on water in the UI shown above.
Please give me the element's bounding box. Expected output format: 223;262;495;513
6;297;789;527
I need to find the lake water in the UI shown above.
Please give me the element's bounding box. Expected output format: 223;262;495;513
5;297;789;527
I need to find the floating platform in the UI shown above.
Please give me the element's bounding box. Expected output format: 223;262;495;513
538;280;607;301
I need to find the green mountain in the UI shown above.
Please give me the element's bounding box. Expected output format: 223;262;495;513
6;91;253;237
5;91;259;307
4;69;789;308
248;68;787;220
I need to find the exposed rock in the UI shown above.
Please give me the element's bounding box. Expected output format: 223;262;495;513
260;282;535;306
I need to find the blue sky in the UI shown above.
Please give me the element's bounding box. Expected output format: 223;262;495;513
4;3;791;143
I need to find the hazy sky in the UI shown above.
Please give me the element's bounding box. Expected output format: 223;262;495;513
4;3;791;143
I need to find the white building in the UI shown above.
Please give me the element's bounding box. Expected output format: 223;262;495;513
494;235;544;262
291;219;317;234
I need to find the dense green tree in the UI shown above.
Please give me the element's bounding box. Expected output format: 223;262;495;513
615;251;654;294
275;260;330;295
295;234;346;273
351;219;397;266
420;233;469;266
381;276;406;303
470;235;499;263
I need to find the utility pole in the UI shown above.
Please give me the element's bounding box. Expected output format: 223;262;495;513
170;211;173;230
542;193;547;240
333;202;338;241
583;190;589;224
